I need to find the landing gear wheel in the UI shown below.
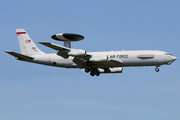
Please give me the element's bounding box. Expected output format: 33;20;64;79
89;68;100;76
85;68;90;73
155;68;159;72
95;71;100;76
93;70;100;76
90;71;95;76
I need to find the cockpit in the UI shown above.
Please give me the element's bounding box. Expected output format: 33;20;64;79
163;52;177;65
164;52;172;56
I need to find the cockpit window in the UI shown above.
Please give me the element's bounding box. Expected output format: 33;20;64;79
165;53;172;56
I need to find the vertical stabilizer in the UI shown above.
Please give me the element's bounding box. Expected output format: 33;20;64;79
16;29;44;56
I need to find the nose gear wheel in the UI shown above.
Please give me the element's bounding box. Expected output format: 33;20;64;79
155;67;159;72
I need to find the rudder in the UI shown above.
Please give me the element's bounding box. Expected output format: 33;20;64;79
16;29;44;56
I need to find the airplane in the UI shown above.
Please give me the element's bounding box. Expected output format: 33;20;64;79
5;29;177;76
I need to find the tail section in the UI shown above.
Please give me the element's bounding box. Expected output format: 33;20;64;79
16;29;44;56
5;51;34;60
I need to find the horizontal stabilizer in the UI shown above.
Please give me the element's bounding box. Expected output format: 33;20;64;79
5;51;34;60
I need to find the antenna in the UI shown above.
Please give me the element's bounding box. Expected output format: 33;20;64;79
51;33;84;48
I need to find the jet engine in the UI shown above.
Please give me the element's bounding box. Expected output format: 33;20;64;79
89;56;108;62
98;67;123;73
68;49;86;56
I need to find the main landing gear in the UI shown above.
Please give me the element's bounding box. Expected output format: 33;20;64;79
155;66;160;72
85;68;100;76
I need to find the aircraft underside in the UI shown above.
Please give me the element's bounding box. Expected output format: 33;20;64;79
19;56;168;76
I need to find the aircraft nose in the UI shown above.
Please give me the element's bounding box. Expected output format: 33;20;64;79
166;56;177;65
171;56;177;62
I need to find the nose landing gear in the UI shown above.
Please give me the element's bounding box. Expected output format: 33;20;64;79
155;66;160;72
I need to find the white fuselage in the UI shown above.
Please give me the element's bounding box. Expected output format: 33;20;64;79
24;50;176;69
5;29;177;76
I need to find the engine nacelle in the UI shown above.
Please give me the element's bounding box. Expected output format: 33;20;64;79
51;33;84;41
89;56;108;62
68;49;86;56
98;67;123;73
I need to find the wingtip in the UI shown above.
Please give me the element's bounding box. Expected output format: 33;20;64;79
4;51;11;53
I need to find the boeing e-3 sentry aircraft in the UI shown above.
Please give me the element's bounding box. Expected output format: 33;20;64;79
5;29;177;76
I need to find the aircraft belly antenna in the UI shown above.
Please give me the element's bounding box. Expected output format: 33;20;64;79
51;33;84;48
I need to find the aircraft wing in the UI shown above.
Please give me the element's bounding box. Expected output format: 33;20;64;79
109;58;123;64
5;51;34;59
38;42;91;59
38;42;70;51
38;42;122;67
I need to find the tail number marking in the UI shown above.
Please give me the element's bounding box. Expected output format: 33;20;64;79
32;47;38;51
